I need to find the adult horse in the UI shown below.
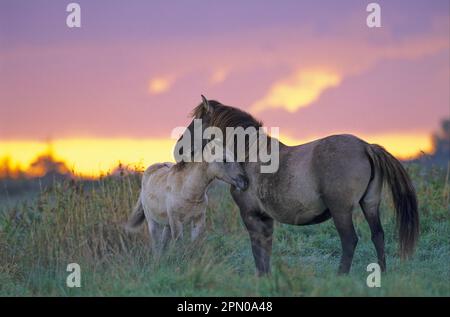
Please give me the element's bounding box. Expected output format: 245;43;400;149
179;96;419;275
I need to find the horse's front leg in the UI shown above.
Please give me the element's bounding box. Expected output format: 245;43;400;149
241;208;274;276
190;212;206;241
231;188;274;276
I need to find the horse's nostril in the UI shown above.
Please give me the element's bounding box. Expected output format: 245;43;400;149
239;176;249;190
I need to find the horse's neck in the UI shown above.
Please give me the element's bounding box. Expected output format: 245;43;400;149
180;164;212;203
240;134;287;176
248;132;287;161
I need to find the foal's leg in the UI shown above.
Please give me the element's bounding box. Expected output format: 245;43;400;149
191;213;206;241
161;225;171;250
330;207;358;274
168;211;184;240
147;218;165;256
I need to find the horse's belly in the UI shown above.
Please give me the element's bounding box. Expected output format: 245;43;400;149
255;153;329;225
260;196;328;225
280;205;331;225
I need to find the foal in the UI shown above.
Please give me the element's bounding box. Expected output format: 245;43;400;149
125;146;248;254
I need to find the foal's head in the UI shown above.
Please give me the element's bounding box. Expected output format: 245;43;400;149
203;140;248;191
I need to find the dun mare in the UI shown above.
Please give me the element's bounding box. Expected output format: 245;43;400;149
180;96;419;275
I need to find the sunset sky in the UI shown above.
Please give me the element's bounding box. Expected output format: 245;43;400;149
1;0;449;177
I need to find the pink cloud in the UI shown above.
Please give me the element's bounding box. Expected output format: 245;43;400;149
0;14;448;141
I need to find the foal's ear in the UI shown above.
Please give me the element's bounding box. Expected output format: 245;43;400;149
201;95;211;113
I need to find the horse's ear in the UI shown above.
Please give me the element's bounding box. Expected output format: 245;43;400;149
201;95;211;113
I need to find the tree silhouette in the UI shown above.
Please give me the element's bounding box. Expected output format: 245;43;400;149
431;119;450;161
28;148;71;178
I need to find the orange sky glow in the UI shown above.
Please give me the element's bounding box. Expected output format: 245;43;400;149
0;132;434;178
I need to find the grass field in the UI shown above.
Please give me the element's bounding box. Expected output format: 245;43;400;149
0;164;449;296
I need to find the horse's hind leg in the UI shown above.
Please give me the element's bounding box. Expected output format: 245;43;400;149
360;201;385;272
360;177;385;271
330;207;358;274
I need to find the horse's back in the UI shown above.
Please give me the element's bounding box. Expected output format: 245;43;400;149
310;134;372;205
310;134;370;178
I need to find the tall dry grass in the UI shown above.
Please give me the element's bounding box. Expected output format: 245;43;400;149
0;163;448;296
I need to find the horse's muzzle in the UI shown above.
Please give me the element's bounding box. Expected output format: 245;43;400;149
234;175;249;191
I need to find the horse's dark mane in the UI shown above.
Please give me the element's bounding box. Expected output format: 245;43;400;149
173;100;264;167
191;100;263;132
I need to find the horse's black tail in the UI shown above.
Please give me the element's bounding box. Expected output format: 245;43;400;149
367;144;419;259
124;195;145;232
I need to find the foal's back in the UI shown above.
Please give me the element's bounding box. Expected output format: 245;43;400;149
141;162;174;224
142;162;174;191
